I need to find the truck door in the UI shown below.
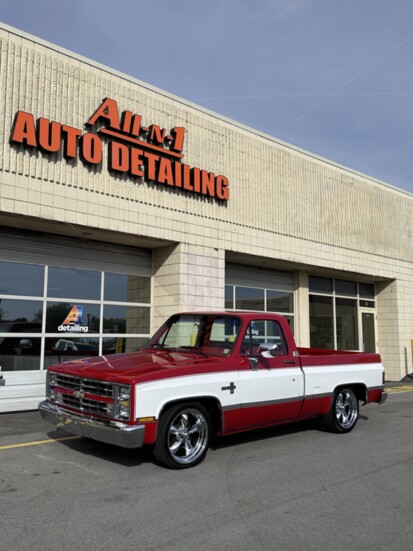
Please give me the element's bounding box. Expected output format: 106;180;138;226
236;319;304;430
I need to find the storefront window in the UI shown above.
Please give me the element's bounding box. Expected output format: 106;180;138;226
0;338;41;371
48;267;101;300
102;337;149;355
309;276;333;293
335;280;357;296
44;337;99;369
225;284;295;331
336;298;358;350
359;282;375;299
309;275;376;351
0;299;43;327
0;260;44;296
104;273;150;303
235;287;265;311
0;261;152;372
46;302;100;333
225;285;234;309
309;295;334;349
103;305;150;334
267;290;293;313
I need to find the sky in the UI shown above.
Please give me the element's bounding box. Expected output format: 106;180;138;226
1;0;413;194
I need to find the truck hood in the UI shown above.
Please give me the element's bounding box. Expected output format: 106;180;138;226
49;349;230;384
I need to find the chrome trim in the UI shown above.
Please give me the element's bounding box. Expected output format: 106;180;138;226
39;400;144;449
379;391;388;405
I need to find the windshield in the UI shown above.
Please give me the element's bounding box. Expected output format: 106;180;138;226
147;314;242;356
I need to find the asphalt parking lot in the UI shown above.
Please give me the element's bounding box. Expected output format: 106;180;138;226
1;388;413;551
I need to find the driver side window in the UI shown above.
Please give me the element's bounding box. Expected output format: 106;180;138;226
240;320;288;356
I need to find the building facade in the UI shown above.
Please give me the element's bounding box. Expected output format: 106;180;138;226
0;23;412;412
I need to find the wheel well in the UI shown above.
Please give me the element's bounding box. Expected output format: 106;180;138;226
335;383;367;404
158;397;223;435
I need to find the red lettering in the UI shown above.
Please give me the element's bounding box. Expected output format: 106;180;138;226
201;170;215;197
191;167;201;193
109;141;129;172
174;161;182;188
62;125;82;158
130;147;144;177
87;98;120;130
144;152;159;181
157;157;174;186
121;112;141;136
148;124;167;145
182;164;193;191
121;111;133;134
170;127;185;152
10;111;37;147
131;114;142;137
37;119;62;153
80;133;102;165
216;175;229;201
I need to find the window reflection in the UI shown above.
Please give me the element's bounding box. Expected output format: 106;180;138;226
48;267;101;300
103;305;150;334
309;295;334;349
0;337;41;371
235;287;265;311
0;261;44;296
102;336;149;355
224;285;234;309
0;300;43;329
44;337;99;368
266;290;293;313
0;259;152;370
104;273;150;303
336;298;358;350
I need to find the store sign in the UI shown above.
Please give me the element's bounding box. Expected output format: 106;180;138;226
9;98;229;201
58;305;89;333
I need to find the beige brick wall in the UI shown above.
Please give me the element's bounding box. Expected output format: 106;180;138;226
0;24;412;379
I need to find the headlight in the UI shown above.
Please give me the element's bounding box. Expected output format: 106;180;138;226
119;386;130;400
114;384;131;421
47;372;57;399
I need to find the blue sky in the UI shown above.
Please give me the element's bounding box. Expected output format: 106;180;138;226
1;0;413;193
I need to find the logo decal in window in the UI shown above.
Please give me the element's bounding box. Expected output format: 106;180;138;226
58;306;89;333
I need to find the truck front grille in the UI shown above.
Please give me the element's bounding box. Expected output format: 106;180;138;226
52;373;115;418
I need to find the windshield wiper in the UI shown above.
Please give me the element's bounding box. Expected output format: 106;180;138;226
149;343;169;349
176;346;209;357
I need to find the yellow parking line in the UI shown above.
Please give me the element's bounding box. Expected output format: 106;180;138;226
0;435;80;451
386;386;413;394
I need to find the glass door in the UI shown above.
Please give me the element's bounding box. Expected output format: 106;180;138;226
360;310;376;353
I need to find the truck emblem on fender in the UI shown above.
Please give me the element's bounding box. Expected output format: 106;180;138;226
221;382;236;394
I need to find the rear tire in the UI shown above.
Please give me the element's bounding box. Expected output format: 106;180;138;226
153;403;211;469
322;388;359;433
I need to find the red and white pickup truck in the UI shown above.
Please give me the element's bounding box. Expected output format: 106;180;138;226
39;312;387;468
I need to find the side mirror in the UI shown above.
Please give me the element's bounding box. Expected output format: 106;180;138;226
19;339;33;349
258;343;280;357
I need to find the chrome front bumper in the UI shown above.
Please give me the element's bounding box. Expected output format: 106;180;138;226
39;400;145;449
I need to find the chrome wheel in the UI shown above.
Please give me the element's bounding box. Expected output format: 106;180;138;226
334;389;358;430
167;408;209;466
322;387;359;433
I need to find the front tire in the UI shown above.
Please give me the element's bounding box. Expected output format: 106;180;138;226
153;403;211;469
323;388;359;433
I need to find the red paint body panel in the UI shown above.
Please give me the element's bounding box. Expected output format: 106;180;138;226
298;347;381;367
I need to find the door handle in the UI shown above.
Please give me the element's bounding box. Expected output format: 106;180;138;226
283;360;296;365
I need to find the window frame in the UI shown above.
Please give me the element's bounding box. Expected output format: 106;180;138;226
0;261;151;371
